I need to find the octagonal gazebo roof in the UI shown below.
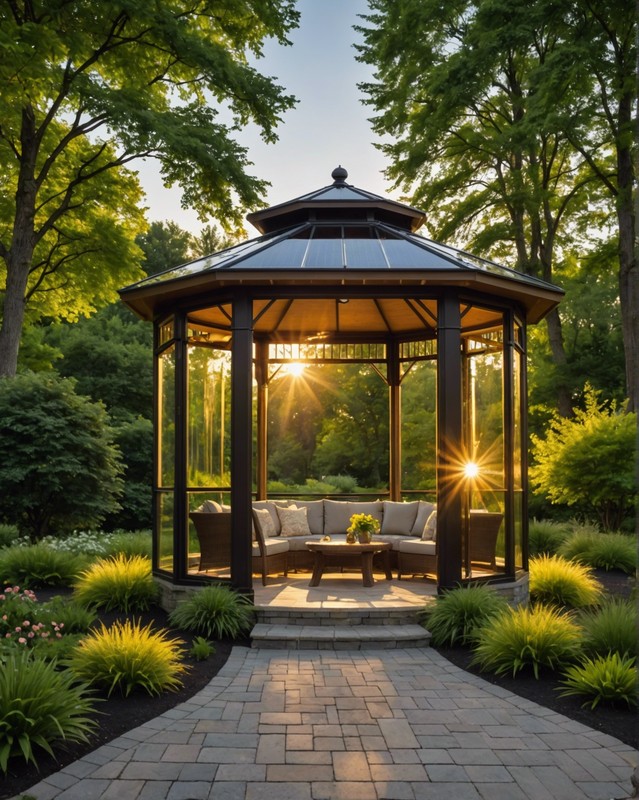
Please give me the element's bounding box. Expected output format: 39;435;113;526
120;167;563;329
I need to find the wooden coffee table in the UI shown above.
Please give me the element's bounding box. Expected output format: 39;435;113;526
306;541;393;587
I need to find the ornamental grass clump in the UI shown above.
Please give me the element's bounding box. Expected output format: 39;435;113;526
528;519;569;556
0;650;97;773
68;619;188;696
529;554;603;608
169;584;254;639
422;584;508;647
585;533;636;574
471;604;583;678
73;554;158;612
579;598;637;659
559;653;637;709
0;544;87;588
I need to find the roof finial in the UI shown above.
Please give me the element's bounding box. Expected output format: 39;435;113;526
331;165;348;185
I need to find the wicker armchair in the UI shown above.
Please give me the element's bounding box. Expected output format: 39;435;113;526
251;508;289;585
189;511;231;572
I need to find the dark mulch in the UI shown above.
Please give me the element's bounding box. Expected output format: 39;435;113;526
2;569;636;800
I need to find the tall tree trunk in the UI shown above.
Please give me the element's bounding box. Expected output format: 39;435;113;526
617;131;638;413
0;107;38;378
545;307;573;418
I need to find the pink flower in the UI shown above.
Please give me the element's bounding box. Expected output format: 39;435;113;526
22;620;30;627
4;633;11;639
27;632;34;639
18;637;26;644
14;627;21;632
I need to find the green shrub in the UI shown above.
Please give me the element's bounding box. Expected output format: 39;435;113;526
528;519;569;556
557;528;599;562
169;585;254;639
0;650;97;773
471;605;582;678
530;387;636;530
68;620;187;696
74;554;158;612
579;598;637;659
190;636;216;661
529;554;603;608
104;530;152;559
36;596;97;634
422;584;508;647
558;525;636;573
0;544;87;588
559;653;637;709
0;524;19;549
0;371;124;541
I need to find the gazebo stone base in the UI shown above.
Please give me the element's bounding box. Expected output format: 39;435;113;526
490;572;529;606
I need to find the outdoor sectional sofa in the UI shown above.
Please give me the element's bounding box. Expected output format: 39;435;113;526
190;499;504;585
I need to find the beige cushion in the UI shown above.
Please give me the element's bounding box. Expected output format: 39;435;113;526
196;499;222;513
422;509;438;541
381;501;419;535
253;500;282;535
411;501;436;535
276;505;311;537
398;538;437;555
253;507;276;539
324;500;383;536
252;537;289;556
288;499;324;534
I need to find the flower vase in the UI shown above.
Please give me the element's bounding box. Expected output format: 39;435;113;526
346;531;357;544
357;530;371;544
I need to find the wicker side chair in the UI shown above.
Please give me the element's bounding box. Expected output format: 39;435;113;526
251;509;289;585
468;510;503;569
189;511;231;572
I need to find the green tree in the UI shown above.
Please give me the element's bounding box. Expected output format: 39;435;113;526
530;385;636;530
136;221;194;277
0;1;298;376
312;364;389;487
356;0;635;413
0;372;124;540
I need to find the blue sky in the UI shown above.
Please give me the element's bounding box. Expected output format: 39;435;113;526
136;0;396;233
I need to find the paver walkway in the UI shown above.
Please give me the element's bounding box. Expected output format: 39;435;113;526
18;646;637;800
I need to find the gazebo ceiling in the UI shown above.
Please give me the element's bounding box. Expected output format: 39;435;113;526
120;168;563;328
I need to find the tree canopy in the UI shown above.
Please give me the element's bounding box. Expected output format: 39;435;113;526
356;0;636;411
0;1;299;376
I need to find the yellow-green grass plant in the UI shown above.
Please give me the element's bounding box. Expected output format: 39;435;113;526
73;554;158;612
68;619;188;696
471;604;583;678
559;653;637;709
579;598;637;659
529;554;603;608
0;544;88;588
528;519;570;556
0;650;97;773
421;583;508;647
169;584;254;639
559;527;636;574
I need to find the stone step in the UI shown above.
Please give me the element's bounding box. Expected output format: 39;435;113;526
254;607;425;627
250;622;431;650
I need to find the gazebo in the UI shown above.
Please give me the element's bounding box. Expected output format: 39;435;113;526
120;167;563;601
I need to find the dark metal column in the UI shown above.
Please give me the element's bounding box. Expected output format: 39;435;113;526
388;339;401;501
173;313;188;580
231;294;254;597
255;340;269;500
436;294;463;590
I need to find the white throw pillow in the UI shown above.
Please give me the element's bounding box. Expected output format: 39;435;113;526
411;500;435;535
422;509;438;541
253;507;276;539
276;505;311;537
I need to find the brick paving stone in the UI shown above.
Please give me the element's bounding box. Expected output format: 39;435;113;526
100;780;146;800
266;764;334;782
53;780;111;800
407;784;482;800
449;748;502;766
388;748;421;764
197;747;256;764
368;763;429;782
312;781;378;799
476;783;529;800
138;781;172;800
464;765;513;783
215;764;267;781
245;782;312;800
372;781;416;799
120;761;182;780
209;781;247;800
334;751;372;781
377;719;420;749
166;782;212;800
